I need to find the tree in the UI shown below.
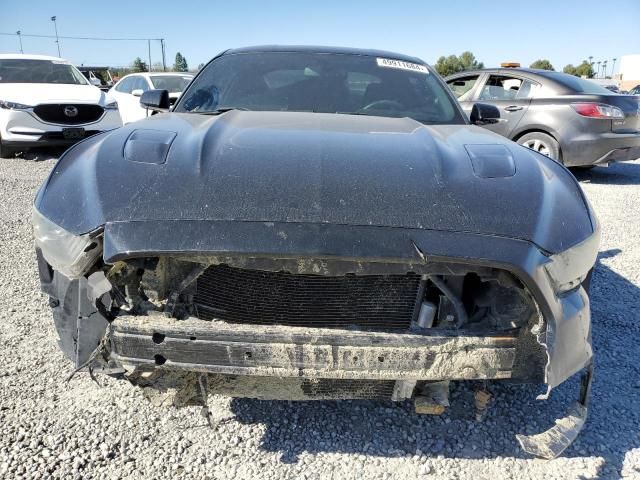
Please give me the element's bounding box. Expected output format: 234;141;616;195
174;52;189;72
563;60;595;78
197;63;205;71
434;51;484;76
529;59;554;71
574;60;595;78
131;57;148;73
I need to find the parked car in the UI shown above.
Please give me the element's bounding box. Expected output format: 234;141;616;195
108;72;193;124
34;46;600;459
629;84;640;95
0;54;122;158
445;68;640;167
77;66;114;92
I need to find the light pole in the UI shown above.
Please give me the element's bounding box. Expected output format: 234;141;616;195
16;31;23;53
51;16;61;57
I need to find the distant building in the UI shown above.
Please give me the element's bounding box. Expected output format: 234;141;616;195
619;54;640;90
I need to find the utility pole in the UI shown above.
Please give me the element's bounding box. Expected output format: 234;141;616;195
51;16;61;56
160;39;166;72
147;39;152;72
16;31;23;53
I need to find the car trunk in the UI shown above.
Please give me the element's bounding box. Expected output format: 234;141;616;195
572;94;640;133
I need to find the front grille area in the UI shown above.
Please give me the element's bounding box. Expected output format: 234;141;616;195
300;379;396;399
33;104;104;125
193;264;422;331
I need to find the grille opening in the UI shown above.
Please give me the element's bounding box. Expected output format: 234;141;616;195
191;264;422;331
300;379;396;400
33;104;104;125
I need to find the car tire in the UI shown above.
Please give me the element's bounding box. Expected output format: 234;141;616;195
517;132;561;163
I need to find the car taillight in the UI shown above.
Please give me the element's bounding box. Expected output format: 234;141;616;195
571;103;625;119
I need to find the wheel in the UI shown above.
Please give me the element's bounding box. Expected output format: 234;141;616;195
517;132;561;162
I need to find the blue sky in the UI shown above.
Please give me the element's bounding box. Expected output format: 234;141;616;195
0;0;638;73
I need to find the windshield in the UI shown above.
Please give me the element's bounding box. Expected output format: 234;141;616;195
175;52;464;124
0;59;88;85
546;72;615;95
150;75;193;93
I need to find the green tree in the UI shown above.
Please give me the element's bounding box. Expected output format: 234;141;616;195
131;57;148;73
529;59;554;71
197;62;205;71
173;52;189;72
434;51;484;76
563;64;577;76
574;60;595;78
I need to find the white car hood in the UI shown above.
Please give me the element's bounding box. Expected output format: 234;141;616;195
0;83;107;106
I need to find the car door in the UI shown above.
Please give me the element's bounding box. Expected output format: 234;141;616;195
446;73;485;118
474;74;534;137
111;76;138;124
128;76;152;123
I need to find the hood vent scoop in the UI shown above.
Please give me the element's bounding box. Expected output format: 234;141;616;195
124;129;177;165
465;144;516;178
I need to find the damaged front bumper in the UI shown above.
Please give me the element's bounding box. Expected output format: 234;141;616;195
37;220;597;459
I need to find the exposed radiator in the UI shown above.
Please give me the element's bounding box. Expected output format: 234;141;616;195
192;264;422;331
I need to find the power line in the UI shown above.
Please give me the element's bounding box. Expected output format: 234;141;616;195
0;31;162;41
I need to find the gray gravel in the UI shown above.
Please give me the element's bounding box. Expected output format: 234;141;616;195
0;152;639;479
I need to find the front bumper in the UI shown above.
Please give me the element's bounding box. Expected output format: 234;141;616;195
110;314;517;381
0;108;122;147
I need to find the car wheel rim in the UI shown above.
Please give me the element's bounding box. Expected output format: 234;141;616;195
522;139;551;157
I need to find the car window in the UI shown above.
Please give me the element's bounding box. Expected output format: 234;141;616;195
0;59;87;85
150;75;192;93
176;52;466;125
515;79;540;99
132;76;150;92
446;75;480;101
544;72;615;94
479;75;524;101
115;76;135;93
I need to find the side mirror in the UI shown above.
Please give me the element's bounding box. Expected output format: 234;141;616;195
140;89;170;112
131;89;144;97
470;103;500;125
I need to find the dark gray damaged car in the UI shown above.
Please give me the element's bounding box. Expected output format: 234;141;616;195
33;46;599;459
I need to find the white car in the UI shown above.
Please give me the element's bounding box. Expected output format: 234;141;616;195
108;72;193;124
0;54;122;158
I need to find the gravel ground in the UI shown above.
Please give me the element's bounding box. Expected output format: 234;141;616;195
0;152;639;479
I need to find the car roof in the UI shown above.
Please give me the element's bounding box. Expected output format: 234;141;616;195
0;53;70;62
223;45;425;65
122;72;194;78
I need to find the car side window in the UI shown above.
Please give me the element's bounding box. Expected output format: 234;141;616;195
115;76;134;94
479;75;523;101
516;79;540;99
446;75;480;101
133;76;150;92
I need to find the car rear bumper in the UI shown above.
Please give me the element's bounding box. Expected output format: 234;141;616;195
562;131;640;167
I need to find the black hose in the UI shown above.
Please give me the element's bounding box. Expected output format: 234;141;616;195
428;275;468;328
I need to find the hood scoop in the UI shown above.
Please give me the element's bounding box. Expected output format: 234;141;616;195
465;144;516;178
124;129;177;165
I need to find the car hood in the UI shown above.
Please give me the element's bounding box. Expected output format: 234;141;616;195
0;83;107;105
36;111;593;254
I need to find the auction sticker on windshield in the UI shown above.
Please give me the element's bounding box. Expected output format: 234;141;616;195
376;58;429;74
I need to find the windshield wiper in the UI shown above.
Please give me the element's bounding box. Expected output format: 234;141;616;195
196;107;250;115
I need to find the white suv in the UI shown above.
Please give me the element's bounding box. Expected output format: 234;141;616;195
0;54;122;158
